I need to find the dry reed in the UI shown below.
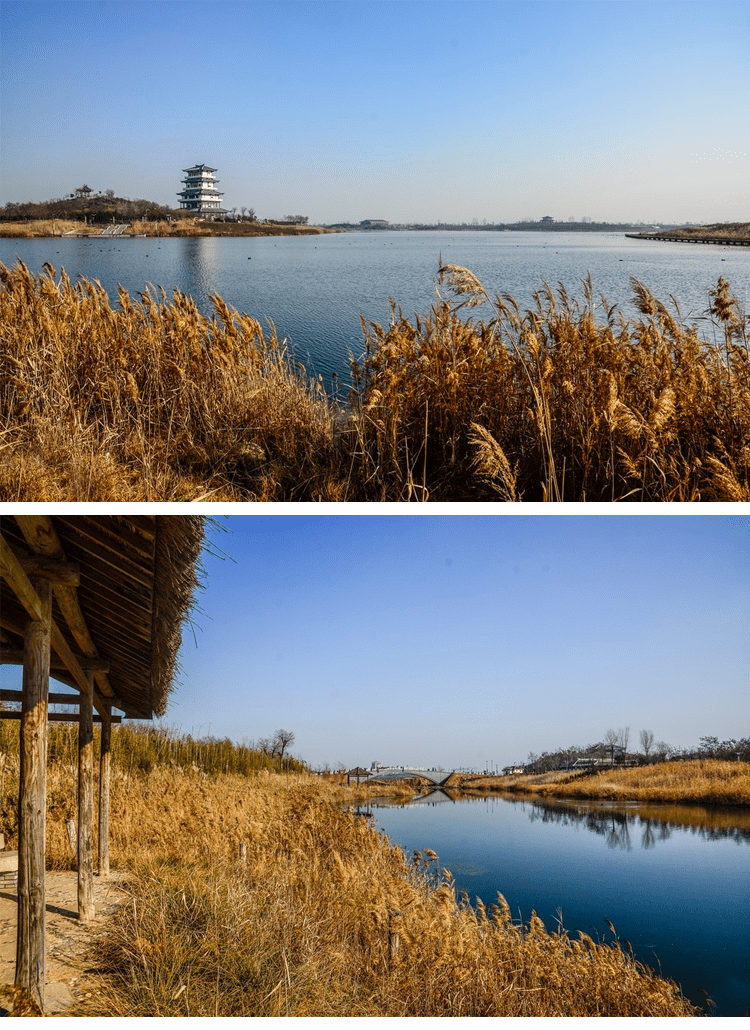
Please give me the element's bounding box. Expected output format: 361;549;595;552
2;258;748;500
37;769;698;1017
466;759;750;806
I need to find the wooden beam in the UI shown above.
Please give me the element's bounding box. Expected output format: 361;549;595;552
0;535;46;624
1;688;94;705
0;649;109;673
78;673;95;922
0;612;30;639
49;622;109;719
13;516;117;702
0;690;121;711
15;577;51;1011
2;529;110;719
98;707;111;877
0;711;121;724
17;556;80;587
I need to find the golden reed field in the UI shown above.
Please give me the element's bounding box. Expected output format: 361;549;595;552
0;727;710;1017
1;258;748;500
458;759;750;807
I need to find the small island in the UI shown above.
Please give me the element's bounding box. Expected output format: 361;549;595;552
0;172;335;238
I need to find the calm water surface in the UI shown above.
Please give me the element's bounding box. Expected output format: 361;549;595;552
362;793;750;1017
2;231;748;385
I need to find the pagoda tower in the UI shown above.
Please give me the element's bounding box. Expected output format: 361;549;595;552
177;164;226;216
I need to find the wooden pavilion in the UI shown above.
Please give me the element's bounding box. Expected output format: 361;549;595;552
0;514;204;1010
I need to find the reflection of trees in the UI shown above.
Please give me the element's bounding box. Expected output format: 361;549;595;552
606;815;631;851
523;798;750;850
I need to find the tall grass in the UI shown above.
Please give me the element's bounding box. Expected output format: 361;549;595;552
0;261;341;500
0;720;305;854
2;259;748;500
44;770;697;1017
461;759;750;806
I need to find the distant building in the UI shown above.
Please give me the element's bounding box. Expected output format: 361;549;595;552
177;164;227;216
540;215;555;223
360;219;389;229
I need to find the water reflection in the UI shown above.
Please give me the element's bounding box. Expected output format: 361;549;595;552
520;795;750;849
176;237;222;304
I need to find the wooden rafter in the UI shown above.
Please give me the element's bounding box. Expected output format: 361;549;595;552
14;516;117;706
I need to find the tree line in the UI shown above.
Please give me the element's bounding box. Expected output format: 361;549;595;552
0;187;293;226
523;728;750;773
0;716;303;779
0;192;176;224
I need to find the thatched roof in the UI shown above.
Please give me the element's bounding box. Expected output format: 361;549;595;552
0;515;204;719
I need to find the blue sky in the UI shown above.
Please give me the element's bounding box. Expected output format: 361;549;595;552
154;513;748;770
1;1;748;224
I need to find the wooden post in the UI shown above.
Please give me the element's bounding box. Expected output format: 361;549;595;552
15;578;51;1010
77;672;95;921
98;705;111;877
388;909;402;966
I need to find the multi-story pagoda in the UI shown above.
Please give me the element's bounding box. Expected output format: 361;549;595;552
177;164;227;216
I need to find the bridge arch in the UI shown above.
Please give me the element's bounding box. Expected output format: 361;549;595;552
369;767;454;787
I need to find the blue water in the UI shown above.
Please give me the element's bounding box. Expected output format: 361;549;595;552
362;793;750;1016
1;231;748;385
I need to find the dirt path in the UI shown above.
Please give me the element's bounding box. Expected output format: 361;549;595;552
0;871;128;1015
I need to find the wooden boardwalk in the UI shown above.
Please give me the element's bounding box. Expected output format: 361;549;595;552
625;233;750;247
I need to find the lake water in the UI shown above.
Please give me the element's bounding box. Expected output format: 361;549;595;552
360;792;750;1017
2;231;749;386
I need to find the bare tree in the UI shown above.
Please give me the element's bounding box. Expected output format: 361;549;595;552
653;740;671;761
272;728;295;761
618;726;631;754
257;736;273;756
603;728;619;763
639;729;655;757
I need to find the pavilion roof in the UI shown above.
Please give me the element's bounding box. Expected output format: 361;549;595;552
0;515;204;719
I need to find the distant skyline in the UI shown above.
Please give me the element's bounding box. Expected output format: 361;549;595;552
1;1;748;225
147;514;747;771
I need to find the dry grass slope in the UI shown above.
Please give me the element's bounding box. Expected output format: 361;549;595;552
35;770;698;1017
0;220;334;238
2;259;748;500
464;759;750;806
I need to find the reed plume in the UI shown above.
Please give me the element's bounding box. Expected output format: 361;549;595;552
2;259;748;501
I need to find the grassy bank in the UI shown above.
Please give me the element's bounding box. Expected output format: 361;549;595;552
654;222;750;241
0;758;700;1017
0;219;334;238
1;259;748;500
458;759;750;807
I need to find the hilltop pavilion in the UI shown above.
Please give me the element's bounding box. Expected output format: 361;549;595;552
177;163;227;216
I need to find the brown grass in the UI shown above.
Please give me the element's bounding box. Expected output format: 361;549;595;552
2;259;748;500
0;261;342;500
0;219;88;238
462;759;750;806
658;222;750;241
0;220;335;238
1;764;698;1017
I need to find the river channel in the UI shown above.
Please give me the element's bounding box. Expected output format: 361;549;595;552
359;792;750;1016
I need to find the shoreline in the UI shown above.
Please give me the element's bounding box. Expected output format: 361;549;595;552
0;221;338;239
626;232;750;247
445;759;750;807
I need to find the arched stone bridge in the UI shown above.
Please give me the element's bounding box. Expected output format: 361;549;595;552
369;766;455;787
